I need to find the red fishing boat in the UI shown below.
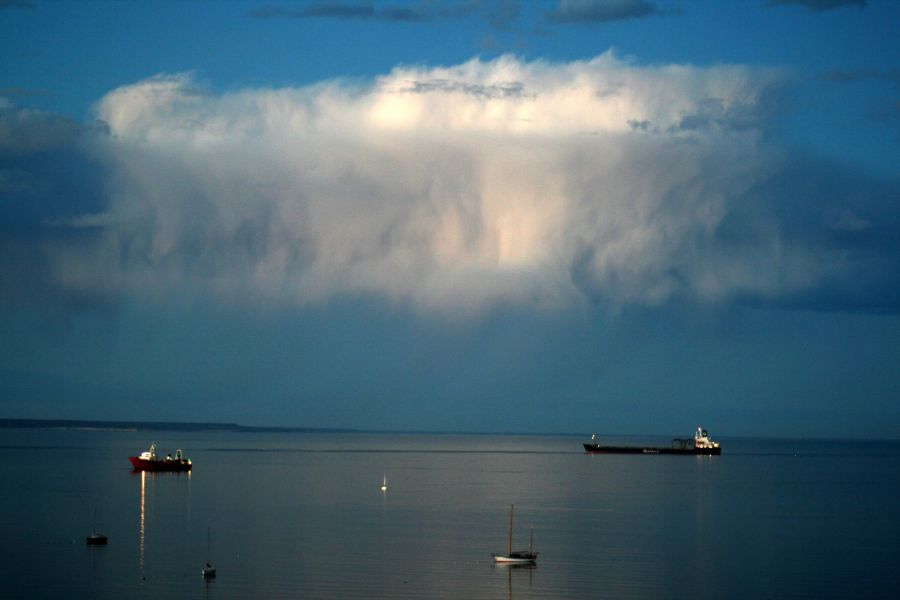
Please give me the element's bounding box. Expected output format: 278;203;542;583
129;443;192;471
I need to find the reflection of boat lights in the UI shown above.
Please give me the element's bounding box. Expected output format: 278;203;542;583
139;471;145;576
187;469;192;531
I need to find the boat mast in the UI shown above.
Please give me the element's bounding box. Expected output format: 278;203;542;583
508;504;514;555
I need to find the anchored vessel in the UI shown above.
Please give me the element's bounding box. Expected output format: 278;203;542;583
583;427;721;455
202;526;216;578
86;506;107;545
86;532;108;545
492;504;538;564
129;443;193;471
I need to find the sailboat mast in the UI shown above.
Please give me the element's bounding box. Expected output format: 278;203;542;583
508;504;514;555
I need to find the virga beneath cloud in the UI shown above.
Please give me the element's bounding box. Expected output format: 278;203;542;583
28;53;894;314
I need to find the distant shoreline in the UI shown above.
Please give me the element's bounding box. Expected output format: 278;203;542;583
2;418;897;441
0;418;573;437
0;418;358;434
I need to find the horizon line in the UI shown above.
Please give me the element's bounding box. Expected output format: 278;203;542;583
1;417;897;442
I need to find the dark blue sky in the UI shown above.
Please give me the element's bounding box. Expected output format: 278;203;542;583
1;1;899;437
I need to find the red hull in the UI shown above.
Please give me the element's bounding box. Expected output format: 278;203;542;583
129;456;192;471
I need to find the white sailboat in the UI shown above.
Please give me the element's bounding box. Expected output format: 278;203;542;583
202;526;216;578
492;504;538;564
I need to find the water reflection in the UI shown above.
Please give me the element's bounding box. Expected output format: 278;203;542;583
13;431;888;599
139;471;145;578
494;562;536;600
135;469;192;584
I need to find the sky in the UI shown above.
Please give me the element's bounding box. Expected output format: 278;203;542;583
1;0;899;438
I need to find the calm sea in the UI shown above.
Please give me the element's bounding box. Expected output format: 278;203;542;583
1;429;898;599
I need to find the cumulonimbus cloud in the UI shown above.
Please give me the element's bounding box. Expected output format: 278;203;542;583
42;53;888;314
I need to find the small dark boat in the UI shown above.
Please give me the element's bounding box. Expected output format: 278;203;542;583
492;504;538;564
202;526;216;578
86;507;108;545
129;443;192;471
584;427;721;455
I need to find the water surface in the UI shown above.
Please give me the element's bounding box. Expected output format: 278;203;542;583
1;430;898;599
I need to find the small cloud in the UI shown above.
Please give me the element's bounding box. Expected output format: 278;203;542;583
865;100;900;122
822;68;900;85
488;0;522;30
43;212;116;229
403;79;528;99
90;119;112;136
250;1;481;23
830;210;870;233
673;111;713;132
0;167;32;194
0;87;48;98
250;2;374;20
768;0;866;12
0;0;36;10
0;102;81;155
670;97;770;133
627;119;651;131
547;0;666;24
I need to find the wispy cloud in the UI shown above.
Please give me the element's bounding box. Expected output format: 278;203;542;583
403;78;528;99
487;0;521;30
546;0;667;24
248;1;678;30
0;103;81;155
823;68;900;84
250;0;482;22
0;87;48;98
0;0;36;10
865;100;900;122
43;212;116;229
768;0;866;12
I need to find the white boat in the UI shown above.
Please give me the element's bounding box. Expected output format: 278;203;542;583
492;504;538;564
381;475;387;491
202;526;216;578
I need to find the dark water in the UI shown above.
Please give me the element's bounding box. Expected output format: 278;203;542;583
1;430;898;599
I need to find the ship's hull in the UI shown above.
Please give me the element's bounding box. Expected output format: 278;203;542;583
583;443;721;455
129;456;192;471
492;554;538;564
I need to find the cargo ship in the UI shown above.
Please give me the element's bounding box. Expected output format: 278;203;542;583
583;427;721;455
129;443;192;471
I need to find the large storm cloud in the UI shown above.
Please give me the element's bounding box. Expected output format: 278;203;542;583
8;53;898;315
